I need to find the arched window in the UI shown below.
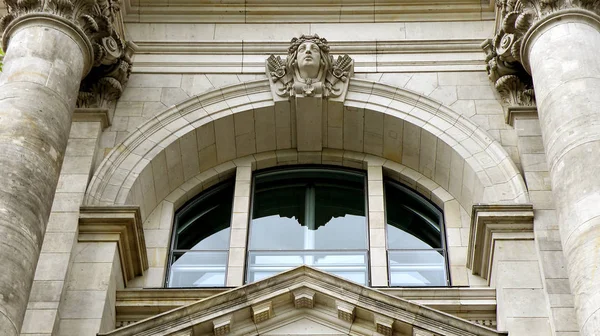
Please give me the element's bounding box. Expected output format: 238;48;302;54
165;166;449;288
246;168;369;285
166;181;234;287
385;181;448;286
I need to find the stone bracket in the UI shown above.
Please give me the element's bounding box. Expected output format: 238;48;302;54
213;314;232;335
336;300;356;322
292;288;315;308
78;205;149;286
73;107;111;129
374;314;394;336
251;301;273;323
466;204;534;284
506;106;538;126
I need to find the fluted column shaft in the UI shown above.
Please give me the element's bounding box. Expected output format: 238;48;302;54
523;9;600;335
0;14;91;335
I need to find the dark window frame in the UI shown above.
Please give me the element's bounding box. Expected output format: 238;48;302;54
384;179;450;287
165;180;235;288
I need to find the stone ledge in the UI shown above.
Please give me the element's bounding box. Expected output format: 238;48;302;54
78;206;149;286
122;0;495;23
73;107;111;129
506;106;538;126
131;39;486;74
466;204;534;284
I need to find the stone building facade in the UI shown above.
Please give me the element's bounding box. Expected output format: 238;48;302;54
0;0;597;335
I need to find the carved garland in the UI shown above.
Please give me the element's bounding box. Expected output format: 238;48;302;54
1;0;132;108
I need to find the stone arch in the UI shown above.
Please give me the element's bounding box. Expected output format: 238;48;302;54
85;78;528;220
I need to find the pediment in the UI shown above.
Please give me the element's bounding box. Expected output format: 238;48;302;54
100;266;506;336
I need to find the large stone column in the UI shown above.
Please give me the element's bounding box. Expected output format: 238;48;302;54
0;2;129;334
488;2;600;334
0;14;92;335
523;10;600;335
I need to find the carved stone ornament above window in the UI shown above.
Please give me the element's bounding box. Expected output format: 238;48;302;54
1;0;132;108
266;34;354;100
265;35;354;152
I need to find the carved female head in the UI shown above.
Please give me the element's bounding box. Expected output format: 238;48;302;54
287;34;331;80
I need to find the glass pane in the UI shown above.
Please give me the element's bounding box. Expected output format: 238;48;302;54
313;182;367;249
168;251;228;287
250;185;306;250
247;250;368;285
385;182;442;249
388;250;447;287
174;182;234;250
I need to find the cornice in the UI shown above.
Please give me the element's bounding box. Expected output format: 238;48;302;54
466;204;535;285
78;206;149;286
115;287;496;327
104;266;505;336
115;287;497;320
131;39;487;74
122;0;495;24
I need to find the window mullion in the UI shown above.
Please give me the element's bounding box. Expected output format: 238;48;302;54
304;185;316;265
367;165;389;287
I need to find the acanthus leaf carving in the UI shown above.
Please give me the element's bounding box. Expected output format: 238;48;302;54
495;74;536;106
77;41;133;108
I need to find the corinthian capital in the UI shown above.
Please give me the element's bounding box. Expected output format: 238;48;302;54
2;0;125;67
495;0;600;65
1;0;132;107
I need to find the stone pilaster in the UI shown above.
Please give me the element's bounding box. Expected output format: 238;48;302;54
487;1;600;334
0;1;130;334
